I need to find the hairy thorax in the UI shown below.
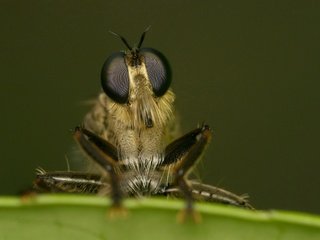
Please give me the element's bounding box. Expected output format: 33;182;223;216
84;89;176;170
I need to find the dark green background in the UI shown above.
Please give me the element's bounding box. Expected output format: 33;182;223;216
1;1;319;214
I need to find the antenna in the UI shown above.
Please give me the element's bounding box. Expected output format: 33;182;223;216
109;26;151;50
137;25;151;49
109;30;133;50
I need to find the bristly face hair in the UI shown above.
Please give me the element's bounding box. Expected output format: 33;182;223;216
34;28;253;219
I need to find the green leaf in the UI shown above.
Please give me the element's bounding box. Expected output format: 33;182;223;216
1;195;320;240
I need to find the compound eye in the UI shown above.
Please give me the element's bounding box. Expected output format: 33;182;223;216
140;48;171;97
101;52;129;104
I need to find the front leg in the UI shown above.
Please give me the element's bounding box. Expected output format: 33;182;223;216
73;127;123;210
163;125;212;221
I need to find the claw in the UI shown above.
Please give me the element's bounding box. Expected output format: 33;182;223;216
176;208;202;223
107;205;128;219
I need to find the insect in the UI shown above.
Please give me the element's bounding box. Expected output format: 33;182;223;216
34;28;253;220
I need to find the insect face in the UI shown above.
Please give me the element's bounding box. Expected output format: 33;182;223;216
100;29;173;130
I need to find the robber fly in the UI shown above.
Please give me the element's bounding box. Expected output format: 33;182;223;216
34;27;253;219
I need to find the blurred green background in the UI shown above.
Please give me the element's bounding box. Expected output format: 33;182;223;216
1;1;319;214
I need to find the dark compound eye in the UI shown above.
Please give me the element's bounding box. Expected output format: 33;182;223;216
101;52;129;104
140;48;171;97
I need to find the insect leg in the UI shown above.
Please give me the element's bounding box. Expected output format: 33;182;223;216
80;127;118;162
163;125;253;213
163;125;212;221
189;182;254;209
165;182;253;209
162;124;211;166
73;126;122;208
34;169;109;194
